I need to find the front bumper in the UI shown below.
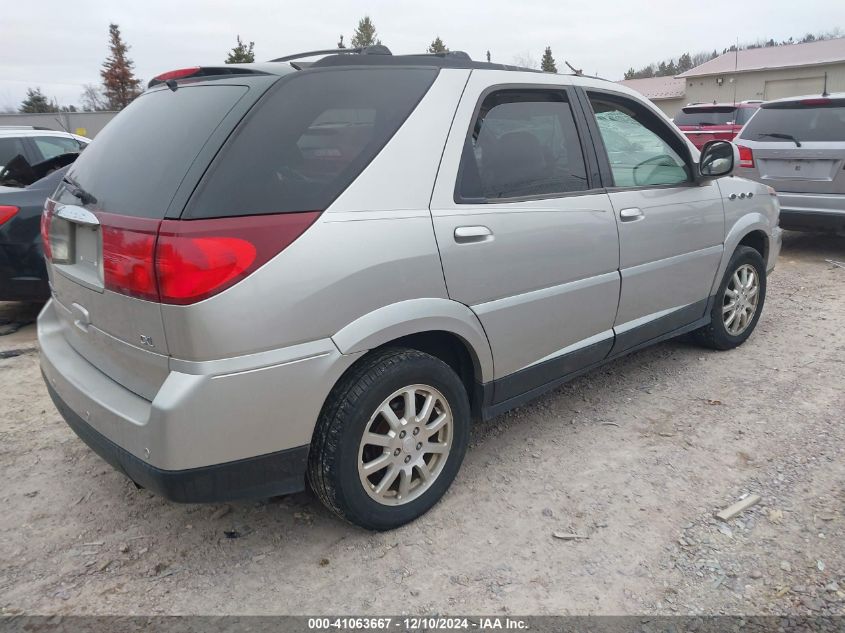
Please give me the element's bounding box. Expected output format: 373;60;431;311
769;226;783;273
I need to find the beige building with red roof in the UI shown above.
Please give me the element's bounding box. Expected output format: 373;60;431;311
618;38;845;119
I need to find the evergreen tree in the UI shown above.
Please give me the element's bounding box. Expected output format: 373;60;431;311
350;16;380;48
540;46;557;73
677;52;693;73
225;35;255;64
19;88;58;113
100;23;141;110
428;36;448;54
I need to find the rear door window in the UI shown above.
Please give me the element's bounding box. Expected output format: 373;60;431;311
740;99;845;142
184;67;437;219
456;90;589;201
62;85;249;218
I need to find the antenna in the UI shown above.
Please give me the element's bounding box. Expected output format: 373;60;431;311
822;71;829;97
565;60;583;76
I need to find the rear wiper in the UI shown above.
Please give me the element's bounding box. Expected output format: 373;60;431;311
756;132;802;147
62;174;97;206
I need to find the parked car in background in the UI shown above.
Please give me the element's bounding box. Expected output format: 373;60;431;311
674;101;763;149
0;128;89;301
0;127;89;183
735;94;845;233
0;166;70;301
38;49;780;530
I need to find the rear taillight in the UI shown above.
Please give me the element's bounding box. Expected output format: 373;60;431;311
40;199;56;260
0;205;18;226
738;145;754;169
98;212;320;305
100;214;161;301
156;213;320;305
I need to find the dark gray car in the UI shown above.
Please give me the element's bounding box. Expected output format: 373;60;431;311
735;94;845;233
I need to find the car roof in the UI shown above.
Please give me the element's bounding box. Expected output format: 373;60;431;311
762;91;845;105
0;128;91;142
151;47;615;90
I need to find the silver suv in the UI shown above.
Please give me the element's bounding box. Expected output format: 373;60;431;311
38;49;782;530
735;93;845;233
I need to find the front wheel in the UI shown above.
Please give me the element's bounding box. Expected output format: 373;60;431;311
693;245;767;350
308;348;470;530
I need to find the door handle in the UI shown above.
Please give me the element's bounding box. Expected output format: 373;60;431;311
619;207;644;222
454;225;493;243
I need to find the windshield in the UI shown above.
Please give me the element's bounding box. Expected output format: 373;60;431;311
740;99;845;143
674;106;738;126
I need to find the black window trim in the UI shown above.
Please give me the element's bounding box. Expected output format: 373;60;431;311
579;86;700;192
453;82;602;205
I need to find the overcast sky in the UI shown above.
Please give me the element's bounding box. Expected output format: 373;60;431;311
2;0;843;110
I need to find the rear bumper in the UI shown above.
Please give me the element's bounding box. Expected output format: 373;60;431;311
777;193;845;231
46;377;309;502
38;298;359;502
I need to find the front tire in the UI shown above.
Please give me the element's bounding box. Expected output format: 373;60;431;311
693;245;767;350
308;348;470;530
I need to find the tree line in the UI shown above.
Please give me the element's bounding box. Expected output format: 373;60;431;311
28;16;836;112
624;29;843;80
14;15;566;113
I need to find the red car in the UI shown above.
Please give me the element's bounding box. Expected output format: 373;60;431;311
674;101;763;149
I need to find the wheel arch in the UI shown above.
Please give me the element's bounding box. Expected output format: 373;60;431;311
331;298;494;383
711;215;771;296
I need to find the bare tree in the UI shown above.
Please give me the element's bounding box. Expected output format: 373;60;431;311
512;53;539;69
80;84;108;112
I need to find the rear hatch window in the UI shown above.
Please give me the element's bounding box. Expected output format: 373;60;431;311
64;85;249;218
183;67;437;219
739;98;845;143
674;106;738;126
46;84;250;399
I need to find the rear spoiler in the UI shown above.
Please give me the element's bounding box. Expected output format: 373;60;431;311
148;66;269;88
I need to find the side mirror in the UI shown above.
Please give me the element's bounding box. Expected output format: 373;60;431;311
699;140;738;179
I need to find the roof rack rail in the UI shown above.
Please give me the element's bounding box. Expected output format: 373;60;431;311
270;45;392;63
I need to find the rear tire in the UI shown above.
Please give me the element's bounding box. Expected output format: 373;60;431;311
308;348;470;530
693;246;766;350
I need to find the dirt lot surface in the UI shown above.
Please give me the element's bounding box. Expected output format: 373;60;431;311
1;232;843;616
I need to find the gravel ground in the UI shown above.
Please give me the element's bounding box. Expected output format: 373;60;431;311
0;232;843;616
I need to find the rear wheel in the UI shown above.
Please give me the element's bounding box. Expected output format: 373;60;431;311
308;348;470;530
693;246;766;350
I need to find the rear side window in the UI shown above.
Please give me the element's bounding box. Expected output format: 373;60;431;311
33;136;82;161
457;90;589;201
0;137;27;170
185;67;437;219
674;106;738;126
64;85;248;218
740;99;845;142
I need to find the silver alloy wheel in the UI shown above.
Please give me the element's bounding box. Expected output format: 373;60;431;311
357;384;453;506
723;263;760;336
